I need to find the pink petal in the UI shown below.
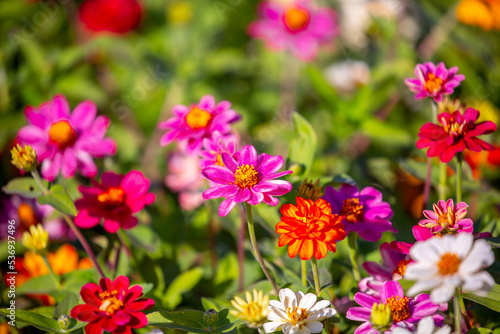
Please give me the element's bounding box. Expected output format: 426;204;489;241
71;100;97;129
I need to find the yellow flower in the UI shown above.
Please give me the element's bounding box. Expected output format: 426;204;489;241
230;290;269;328
370;303;392;331
456;0;500;31
167;1;193;25
437;96;464;114
467;99;500;125
22;224;49;254
11;144;37;172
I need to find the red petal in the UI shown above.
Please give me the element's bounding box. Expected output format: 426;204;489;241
70;304;97;322
80;283;102;308
125;298;155;312
467;121;497;137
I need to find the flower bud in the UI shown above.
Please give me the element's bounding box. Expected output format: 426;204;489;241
11;144;37;172
203;309;218;327
370;303;392;331
297;178;324;201
58;314;70;330
22;224;49;254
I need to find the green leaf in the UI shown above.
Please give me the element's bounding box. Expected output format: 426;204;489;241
287;112;317;179
53;293;79;319
38;184;77;216
163;267;204;309
2;177;47;198
465;328;492;334
147;309;240;333
461;284;500;312
16;275;58;295
0;309;60;332
138;283;154;296
485;237;500;248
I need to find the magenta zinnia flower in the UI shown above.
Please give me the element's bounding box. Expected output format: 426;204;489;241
75;171;155;233
404;62;465;102
17;94;116;181
346;281;444;334
158;95;241;155
419;199;473;236
416;108;497;163
198;131;238;169
201;145;293;216
323;184;395;242
70;276;154;334
248;0;339;61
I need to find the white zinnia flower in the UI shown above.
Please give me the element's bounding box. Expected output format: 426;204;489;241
405;233;495;304
392;316;451;334
263;288;336;334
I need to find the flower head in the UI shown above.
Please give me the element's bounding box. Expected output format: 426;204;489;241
75;171;155;233
392;316;452;334
263;288;336;334
248;0;339;61
416;108;497;163
70;276;154;334
17;95;116;181
276;197;346;260
22;224;49;254
323;184;395;242
231;290;270;328
11;144;37;172
199;131;238;169
201;145;292;216
297;179;324;201
405;233;495;303
419;199;473;236
79;0;142;34
404;62;465;102
456;0;500;31
159;95;240;155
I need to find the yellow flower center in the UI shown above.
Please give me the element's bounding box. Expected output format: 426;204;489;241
392;259;412;277
442;117;467;136
286;307;309;325
99;290;123;315
185;106;212;129
49;120;77;149
385;296;410;323
97;187;125;205
424;73;443;94
340;198;364;223
284;8;310;30
234;164;259;189
215;154;224;166
18;203;39;229
438;253;461;275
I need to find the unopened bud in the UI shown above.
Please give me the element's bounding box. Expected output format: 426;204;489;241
11;144;37;172
203;309;218;326
58;314;70;330
370;303;392;331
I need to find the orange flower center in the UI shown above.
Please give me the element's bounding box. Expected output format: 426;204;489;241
443;117;467;136
392;259;412;277
97;187;125;205
286;307;309;325
185;106;212;129
340;198;364;223
385;296;410;322
424;73;443;94
234;164;259;189
17;203;39;229
99;290;123;315
215;154;224;166
438;253;461;275
284;8;310;30
49;120;77;149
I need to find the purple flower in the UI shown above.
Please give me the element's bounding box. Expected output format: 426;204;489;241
17;94;116;181
346;281;445;334
199;131;238;169
404;62;465;102
158;95;241;155
323;184;395;242
201;145;293;216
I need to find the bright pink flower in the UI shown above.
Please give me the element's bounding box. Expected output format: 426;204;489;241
404;62;465;102
70;276;154;334
17;95;116;181
248;0;339;61
416;108;497;163
158;95;241;155
199;131;238;169
201;145;293;216
419;199;473;236
75;171;155;233
79;0;142;34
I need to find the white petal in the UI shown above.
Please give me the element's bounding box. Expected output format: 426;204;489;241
459;240;494;274
410;240;441;263
308;307;336;321
287;324;299;334
392;328;412;334
298;294;317;310
462;271;495;295
269;306;289;321
269;300;285;311
434;325;452;334
416;316;434;334
452;233;473;258
297;327;310;334
308;300;330;313
263;322;284;333
304;320;323;333
430;283;456;304
405;262;437;280
407;277;442;296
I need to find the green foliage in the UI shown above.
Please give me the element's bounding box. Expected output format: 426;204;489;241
37;184;77;216
461;284;500;313
2;177;47;198
0;308;85;333
287;112;317;179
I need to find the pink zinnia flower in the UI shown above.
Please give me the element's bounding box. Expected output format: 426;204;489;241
70;276;154;334
201;145;293;216
416;108;497;163
16;94;116;181
404;62;465;102
158;95;241;155
199;131;238;169
419;199;473;236
323;184;396;242
75;171;155;233
248;0;339;61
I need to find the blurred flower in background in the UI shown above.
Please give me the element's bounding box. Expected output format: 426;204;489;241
324;60;371;95
79;0;143;34
456;0;500;31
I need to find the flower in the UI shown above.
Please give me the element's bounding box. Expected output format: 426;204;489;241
201;145;293;216
276;197;346;260
79;0;142;34
70;276;154;334
296;179;324;201
456;0;500;31
230;290;270;328
404;62;465;102
324;60;370;94
199;131;238;169
263;288;336;334
419;199;473;236
248;0;339;61
392;316;452;334
416;108;497;163
22;224;49;254
405;233;495;303
346;281;444;334
159;95;241;155
16;94;116;181
11;144;37;172
437;96;464;114
464;143;500;179
323;184;395;242
75;171;155;233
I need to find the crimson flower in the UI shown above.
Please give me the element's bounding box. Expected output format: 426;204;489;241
79;0;142;34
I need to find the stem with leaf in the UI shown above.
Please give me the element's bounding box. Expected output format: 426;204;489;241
348;233;361;281
454;289;462;334
41;255;61;290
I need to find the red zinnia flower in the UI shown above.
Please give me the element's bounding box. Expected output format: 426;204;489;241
416;108;497;163
276;197;346;260
70;276;154;334
79;0;142;34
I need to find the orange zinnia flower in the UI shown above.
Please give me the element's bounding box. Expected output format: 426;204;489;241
456;0;500;31
276;197;346;260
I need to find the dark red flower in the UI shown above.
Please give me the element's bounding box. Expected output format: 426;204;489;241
70;276;154;334
79;0;142;34
416;108;497;163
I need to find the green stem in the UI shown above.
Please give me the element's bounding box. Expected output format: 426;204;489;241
454;289;462;334
457;288;472;330
41;255;61;290
438;162;447;200
245;203;279;295
301;260;307;287
311;258;321;295
456;153;463;203
348;233;361;281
